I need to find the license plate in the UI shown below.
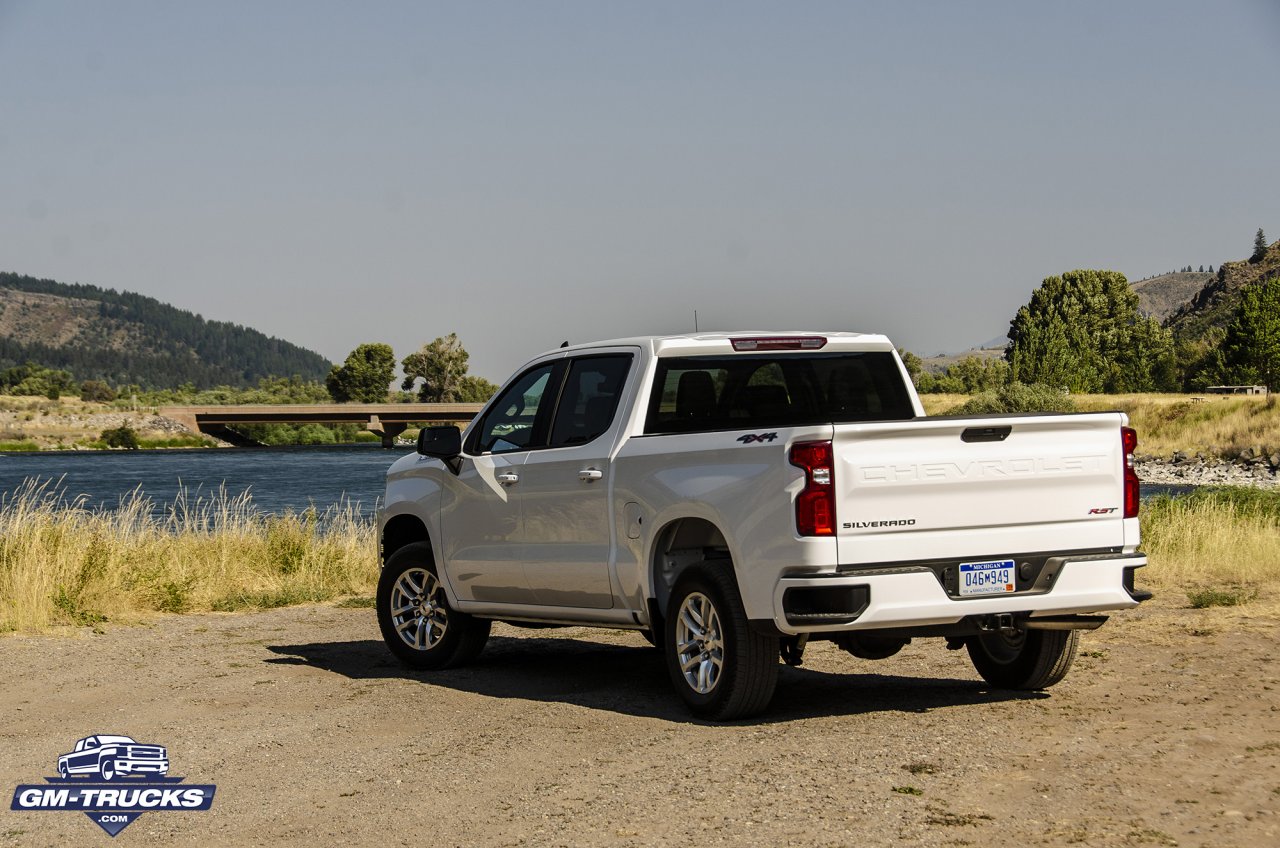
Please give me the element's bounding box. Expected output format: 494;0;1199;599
958;559;1016;597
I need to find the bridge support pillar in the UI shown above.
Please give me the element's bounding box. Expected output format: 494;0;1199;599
367;416;408;448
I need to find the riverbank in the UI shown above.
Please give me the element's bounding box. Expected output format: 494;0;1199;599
1138;455;1280;488
1;477;1276;634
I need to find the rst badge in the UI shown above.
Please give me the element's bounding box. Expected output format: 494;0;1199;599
10;734;216;837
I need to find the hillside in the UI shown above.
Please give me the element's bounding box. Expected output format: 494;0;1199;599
0;272;332;389
1131;271;1213;321
1165;239;1280;341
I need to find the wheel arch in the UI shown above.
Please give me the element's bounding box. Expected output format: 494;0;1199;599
381;513;431;566
648;516;736;620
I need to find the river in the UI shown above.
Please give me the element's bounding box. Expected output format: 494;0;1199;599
0;445;410;516
0;445;1194;517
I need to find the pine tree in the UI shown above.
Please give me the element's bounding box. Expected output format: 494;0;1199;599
1222;278;1280;390
1254;228;1269;262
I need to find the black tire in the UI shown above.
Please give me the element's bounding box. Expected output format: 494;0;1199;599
377;542;490;670
58;762;68;779
966;628;1079;690
664;565;779;721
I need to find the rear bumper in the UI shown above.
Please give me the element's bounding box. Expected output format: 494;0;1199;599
771;554;1148;636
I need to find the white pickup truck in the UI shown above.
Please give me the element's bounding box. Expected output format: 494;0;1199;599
377;333;1149;719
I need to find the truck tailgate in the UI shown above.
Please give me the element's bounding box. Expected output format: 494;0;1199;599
833;412;1130;566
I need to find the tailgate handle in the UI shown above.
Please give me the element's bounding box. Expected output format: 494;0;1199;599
961;426;1012;443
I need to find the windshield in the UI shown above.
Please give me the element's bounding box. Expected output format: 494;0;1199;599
645;352;916;434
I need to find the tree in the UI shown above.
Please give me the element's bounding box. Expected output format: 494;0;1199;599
326;343;396;403
897;349;923;384
1221;278;1280;390
1253;228;1269;263
1006;269;1176;393
457;374;499;402
79;380;116;402
401;333;470;402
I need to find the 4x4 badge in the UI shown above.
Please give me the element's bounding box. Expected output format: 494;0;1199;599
737;432;778;444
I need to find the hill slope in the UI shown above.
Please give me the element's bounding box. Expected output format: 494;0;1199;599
1131;271;1213;321
0;272;332;389
1165;240;1280;341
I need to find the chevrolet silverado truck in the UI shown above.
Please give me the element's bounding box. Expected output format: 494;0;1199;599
57;735;169;780
377;333;1149;720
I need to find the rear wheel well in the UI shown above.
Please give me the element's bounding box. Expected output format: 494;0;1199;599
381;514;430;565
650;517;733;620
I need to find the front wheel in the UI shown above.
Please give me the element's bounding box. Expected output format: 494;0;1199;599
966;628;1079;690
664;565;779;721
377;542;490;670
100;759;117;781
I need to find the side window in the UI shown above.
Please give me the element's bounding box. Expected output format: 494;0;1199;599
549;355;633;448
472;364;556;454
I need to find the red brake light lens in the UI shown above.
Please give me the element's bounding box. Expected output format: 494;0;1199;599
790;440;836;536
1122;426;1139;518
731;336;827;352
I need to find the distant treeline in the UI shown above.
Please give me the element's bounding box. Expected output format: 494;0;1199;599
0;272;332;389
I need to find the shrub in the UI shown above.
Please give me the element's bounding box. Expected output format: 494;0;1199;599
1186;586;1257;609
100;425;140;450
948;382;1078;415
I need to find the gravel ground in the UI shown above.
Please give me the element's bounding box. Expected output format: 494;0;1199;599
1;593;1277;847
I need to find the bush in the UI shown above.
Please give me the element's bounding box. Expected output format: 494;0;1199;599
948;382;1078;415
1186;586;1257;609
79;380;117;402
100;425;140;450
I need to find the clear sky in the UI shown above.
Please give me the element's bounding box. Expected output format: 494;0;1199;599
2;1;1277;380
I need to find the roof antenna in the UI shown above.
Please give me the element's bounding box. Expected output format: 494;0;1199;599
694;310;699;333
559;340;568;348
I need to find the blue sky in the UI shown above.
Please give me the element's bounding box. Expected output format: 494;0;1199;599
2;1;1277;379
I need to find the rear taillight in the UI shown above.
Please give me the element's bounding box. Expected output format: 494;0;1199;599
1122;426;1139;518
790;440;836;536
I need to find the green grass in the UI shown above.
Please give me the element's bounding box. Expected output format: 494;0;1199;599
0;441;40;452
334;596;375;608
1186;586;1258;609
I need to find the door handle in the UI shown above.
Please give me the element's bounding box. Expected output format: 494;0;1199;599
578;468;604;482
497;472;520;486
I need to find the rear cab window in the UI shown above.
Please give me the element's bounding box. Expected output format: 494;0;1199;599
645;351;916;434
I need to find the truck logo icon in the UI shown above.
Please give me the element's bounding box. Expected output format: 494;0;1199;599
10;734;214;837
57;735;170;781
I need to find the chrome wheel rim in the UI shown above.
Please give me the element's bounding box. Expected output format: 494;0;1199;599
389;568;448;651
675;591;724;694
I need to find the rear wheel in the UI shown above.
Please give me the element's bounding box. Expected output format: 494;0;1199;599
377;542;490;670
664;565;778;720
966;628;1079;689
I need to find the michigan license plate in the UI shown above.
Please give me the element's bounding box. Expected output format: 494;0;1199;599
958;559;1016;597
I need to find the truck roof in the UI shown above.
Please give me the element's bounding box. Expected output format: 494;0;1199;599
547;331;896;360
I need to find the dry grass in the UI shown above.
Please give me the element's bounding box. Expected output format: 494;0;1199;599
0;479;377;633
1141;487;1280;597
3;474;1276;633
923;391;1279;460
1073;394;1279;459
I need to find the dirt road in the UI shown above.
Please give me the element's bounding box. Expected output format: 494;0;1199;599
2;594;1277;847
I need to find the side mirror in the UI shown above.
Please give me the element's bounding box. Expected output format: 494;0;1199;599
416;425;462;459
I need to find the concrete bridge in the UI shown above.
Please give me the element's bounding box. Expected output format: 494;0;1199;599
161;403;485;447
